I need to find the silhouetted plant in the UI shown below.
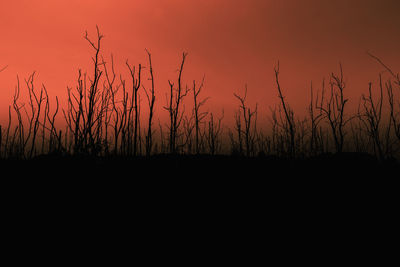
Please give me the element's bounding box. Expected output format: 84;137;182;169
316;64;351;153
43;85;61;154
182;114;195;154
143;49;156;156
63;26;104;155
233;86;258;157
350;118;368;154
192;76;209;154
360;52;400;156
2;29;400;163
12;76;25;157
3;107;13;158
295;117;308;158
387;80;400;146
158;120;166;154
274;63;296;158
25;73;47;158
164;52;189;154
126;61;142;156
308;81;325;156
101;53;117;155
358;77;388;160
206;111;224;155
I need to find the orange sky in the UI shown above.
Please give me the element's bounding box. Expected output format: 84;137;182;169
1;0;399;126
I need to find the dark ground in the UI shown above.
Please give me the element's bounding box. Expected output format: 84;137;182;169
0;152;397;187
2;152;397;224
0;152;396;173
1;152;397;209
0;153;397;262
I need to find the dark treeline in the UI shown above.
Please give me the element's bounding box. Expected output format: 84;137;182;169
1;27;400;162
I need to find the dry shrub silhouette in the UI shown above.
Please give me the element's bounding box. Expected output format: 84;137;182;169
192;76;209;154
231;86;258;157
0;28;399;165
143;49;156;157
63;26;105;156
273;62;296;158
206;111;224;155
316;64;352;153
163;52;189;154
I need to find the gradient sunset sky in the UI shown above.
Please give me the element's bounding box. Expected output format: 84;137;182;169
1;0;399;125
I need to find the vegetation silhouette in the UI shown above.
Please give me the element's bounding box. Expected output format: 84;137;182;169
0;27;399;177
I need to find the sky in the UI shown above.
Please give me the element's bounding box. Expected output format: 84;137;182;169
0;0;399;125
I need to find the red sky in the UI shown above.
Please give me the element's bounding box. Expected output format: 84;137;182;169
1;0;399;126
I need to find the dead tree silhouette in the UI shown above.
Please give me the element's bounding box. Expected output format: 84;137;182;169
206;111;224;155
1;30;400;165
164;52;189;154
192;76;209;154
316;64;351;153
63;26;104;155
359;77;387;160
126;60;142;156
233;86;258;157
367;52;400;147
143;49;156;156
308;81;325;156
274;62;296;158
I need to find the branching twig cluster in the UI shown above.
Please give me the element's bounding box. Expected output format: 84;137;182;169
1;31;400;161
